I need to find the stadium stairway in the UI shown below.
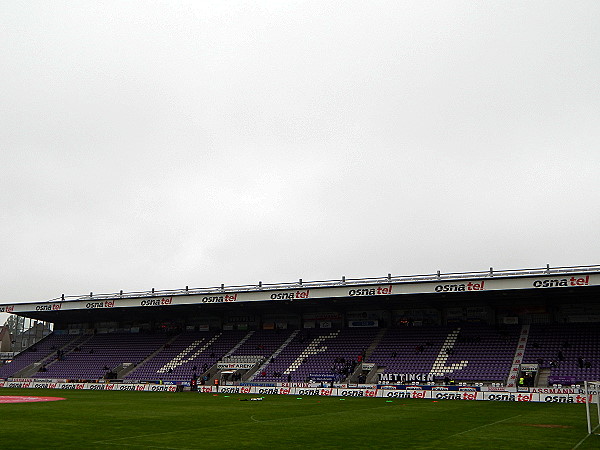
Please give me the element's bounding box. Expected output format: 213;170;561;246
367;366;386;384
14;363;44;379
203;329;257;383
224;331;255;357
364;328;387;360
204;331;274;384
369;325;521;384
36;332;172;380
124;331;245;383
248;330;299;381
0;333;79;378
347;327;386;383
256;328;379;383
505;324;530;388
38;334;96;372
521;323;600;385
118;333;183;379
537;368;551;387
15;334;90;378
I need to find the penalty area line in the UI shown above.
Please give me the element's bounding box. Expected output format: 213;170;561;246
93;429;202;445
95;443;192;450
94;402;396;444
444;415;522;439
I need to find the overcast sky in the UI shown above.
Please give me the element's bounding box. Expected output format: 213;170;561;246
1;1;599;318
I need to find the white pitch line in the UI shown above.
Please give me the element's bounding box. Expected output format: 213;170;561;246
96;443;194;450
572;423;600;450
93;429;195;444
93;402;396;445
445;414;521;439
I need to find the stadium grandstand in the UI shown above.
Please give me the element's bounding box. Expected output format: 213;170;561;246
1;264;600;397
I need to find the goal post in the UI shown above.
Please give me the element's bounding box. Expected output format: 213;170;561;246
584;381;600;434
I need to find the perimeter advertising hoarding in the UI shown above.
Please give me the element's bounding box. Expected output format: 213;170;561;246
0;381;177;392
1;382;597;403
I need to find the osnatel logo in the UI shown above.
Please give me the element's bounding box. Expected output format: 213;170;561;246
533;276;589;288
35;304;61;311
434;281;485;292
348;285;392;296
270;290;310;300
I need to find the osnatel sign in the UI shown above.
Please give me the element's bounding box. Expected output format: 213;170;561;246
2;272;597;315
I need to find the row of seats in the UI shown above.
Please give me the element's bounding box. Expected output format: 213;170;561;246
2;324;599;384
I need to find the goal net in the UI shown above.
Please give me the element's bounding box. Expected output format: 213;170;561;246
584;381;600;435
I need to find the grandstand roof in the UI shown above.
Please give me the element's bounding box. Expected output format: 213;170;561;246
1;265;599;324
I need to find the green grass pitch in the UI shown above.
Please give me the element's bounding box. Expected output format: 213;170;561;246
0;388;599;449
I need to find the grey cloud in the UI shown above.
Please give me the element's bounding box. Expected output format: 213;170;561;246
1;1;599;315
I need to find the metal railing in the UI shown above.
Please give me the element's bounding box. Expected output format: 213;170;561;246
42;264;600;304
